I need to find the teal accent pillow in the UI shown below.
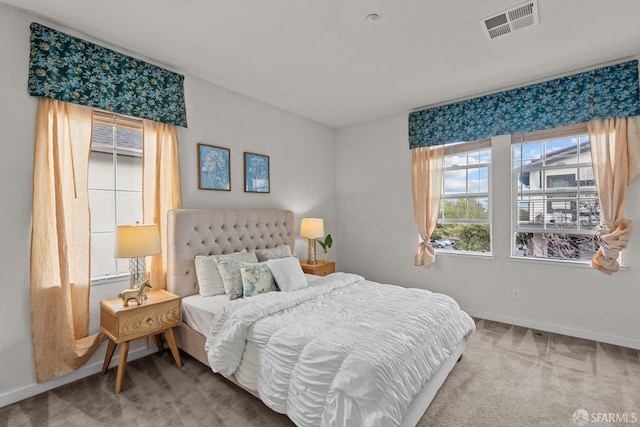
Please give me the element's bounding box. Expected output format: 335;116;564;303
239;262;278;297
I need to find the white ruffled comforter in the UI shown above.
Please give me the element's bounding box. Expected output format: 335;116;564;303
205;273;475;427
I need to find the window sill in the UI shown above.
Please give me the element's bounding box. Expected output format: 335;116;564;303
91;274;130;286
435;250;496;260
508;255;628;271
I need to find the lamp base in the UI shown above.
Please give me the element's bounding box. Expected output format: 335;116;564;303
307;238;317;265
128;257;148;299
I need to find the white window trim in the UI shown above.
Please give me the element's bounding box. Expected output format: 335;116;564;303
89;110;144;284
436;139;493;255
510;123;601;265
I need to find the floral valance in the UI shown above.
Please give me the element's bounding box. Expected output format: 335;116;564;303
408;60;639;148
28;22;187;128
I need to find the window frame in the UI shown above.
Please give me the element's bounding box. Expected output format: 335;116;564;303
89;110;144;284
510;123;601;264
436;139;493;255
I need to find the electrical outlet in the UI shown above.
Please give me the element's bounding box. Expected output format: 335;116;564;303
512;288;521;301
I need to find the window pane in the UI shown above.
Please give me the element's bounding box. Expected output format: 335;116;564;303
578;137;591;163
479;149;491;164
442;198;466;220
116;155;142;191
468;197;489;220
546;195;578;230
91;232;119;277
443;170;466;195
517;195;544;227
116;191;142;225
522;142;543;163
88;151;114;190
513;232;597;260
545;170;577;189
579;166;595;187
545;137;576;165
467;151;479;165
444;153;467;168
578;194;600;230
468;167;489;193
89;189;115;233
434;224;491;253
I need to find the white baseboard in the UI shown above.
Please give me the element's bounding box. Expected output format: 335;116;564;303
464;308;640;350
0;347;157;408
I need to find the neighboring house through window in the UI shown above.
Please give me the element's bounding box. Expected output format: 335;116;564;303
88;110;143;282
512;123;599;262
435;139;492;254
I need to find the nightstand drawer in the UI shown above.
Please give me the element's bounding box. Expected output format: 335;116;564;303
117;300;180;341
312;263;334;276
300;260;335;276
100;290;181;343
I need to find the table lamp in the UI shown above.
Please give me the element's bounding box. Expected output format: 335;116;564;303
115;223;161;289
300;218;324;264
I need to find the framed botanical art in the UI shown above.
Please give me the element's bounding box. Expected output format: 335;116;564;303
244;152;270;193
198;143;231;191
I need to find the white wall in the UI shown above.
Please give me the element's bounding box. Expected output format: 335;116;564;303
336;114;640;349
0;4;336;406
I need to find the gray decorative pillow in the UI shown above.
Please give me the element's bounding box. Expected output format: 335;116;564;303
215;251;259;299
254;245;292;262
239;261;278;297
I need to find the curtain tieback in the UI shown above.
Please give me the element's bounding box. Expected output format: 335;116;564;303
592;219;633;274
415;240;437;268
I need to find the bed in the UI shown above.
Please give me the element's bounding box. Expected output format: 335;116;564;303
166;208;475;427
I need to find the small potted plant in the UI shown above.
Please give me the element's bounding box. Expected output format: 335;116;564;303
317;234;333;262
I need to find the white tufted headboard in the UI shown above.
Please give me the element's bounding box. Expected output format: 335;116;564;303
166;208;295;297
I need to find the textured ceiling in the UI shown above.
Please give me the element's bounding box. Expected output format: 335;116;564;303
4;0;640;128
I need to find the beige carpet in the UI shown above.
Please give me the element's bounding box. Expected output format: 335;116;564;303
2;319;638;426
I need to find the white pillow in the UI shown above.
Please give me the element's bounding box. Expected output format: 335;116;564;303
194;256;224;297
194;250;247;297
266;256;308;292
239;261;278;297
254;245;292;262
216;251;259;300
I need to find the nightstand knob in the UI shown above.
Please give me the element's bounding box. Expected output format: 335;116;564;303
147;316;154;323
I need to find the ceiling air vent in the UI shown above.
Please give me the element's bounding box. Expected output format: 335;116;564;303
482;0;539;40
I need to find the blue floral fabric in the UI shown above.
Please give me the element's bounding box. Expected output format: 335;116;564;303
408;61;640;148
28;22;187;128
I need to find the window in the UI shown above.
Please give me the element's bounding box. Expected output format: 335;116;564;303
88;111;143;282
435;139;492;254
512;124;599;262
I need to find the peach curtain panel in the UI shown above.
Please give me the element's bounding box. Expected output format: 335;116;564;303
588;117;640;275
412;145;445;267
30;98;104;382
142;120;182;290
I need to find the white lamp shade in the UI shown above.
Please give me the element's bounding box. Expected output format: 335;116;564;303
115;224;161;258
300;218;324;239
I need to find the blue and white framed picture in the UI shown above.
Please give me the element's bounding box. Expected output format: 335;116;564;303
198;143;230;191
244;152;270;193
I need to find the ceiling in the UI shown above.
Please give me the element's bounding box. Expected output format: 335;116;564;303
4;0;640;128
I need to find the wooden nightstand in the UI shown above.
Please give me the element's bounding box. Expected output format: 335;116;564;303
300;260;335;276
100;289;182;393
